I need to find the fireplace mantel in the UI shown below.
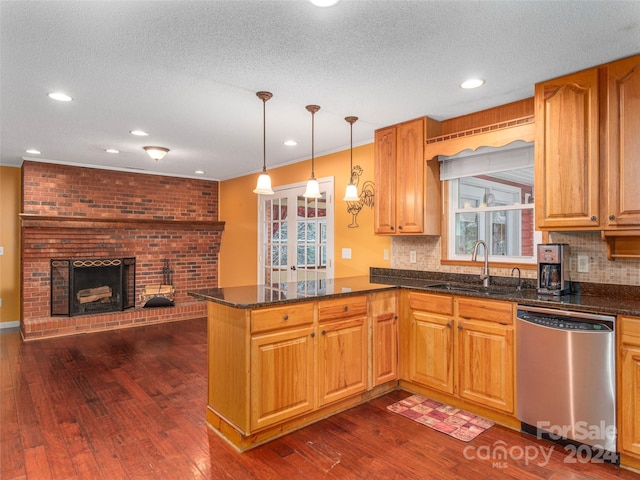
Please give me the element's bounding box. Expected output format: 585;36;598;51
20;214;225;231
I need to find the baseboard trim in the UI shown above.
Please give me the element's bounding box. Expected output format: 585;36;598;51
0;321;20;329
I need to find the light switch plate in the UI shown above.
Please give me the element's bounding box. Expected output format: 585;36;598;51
0;246;4;255
577;255;589;273
342;248;352;259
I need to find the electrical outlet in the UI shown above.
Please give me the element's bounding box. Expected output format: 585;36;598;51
409;251;417;263
383;249;389;261
577;255;589;273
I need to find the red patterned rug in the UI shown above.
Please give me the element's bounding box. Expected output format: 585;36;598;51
387;394;494;442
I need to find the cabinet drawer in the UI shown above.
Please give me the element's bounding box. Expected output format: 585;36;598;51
318;295;367;322
407;291;453;316
251;303;315;334
620;316;640;341
456;298;514;325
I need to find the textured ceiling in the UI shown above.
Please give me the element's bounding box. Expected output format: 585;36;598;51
1;1;639;181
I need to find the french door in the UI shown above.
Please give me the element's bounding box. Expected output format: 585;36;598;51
258;179;334;297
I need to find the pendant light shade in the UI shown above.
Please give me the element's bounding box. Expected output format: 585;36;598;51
253;91;275;195
143;146;169;161
303;104;322;199
343;116;359;201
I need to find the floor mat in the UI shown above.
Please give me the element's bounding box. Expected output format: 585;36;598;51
387;394;494;442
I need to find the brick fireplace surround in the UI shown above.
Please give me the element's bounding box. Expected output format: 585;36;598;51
20;161;224;340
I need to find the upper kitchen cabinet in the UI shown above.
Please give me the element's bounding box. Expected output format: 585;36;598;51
534;68;601;229
374;117;441;235
606;55;640;228
535;53;640;234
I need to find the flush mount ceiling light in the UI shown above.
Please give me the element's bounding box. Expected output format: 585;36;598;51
460;78;485;89
253;91;275;195
194;169;205;175
48;92;73;102
310;0;340;6
130;130;149;136
303;104;322;199
343;116;359;202
105;148;120;154
143;146;169;161
284;140;297;146
25;149;41;155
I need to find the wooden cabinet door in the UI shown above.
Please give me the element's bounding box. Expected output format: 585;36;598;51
620;341;640;457
317;317;368;406
606;55;640;227
457;319;514;413
396;117;426;234
370;291;398;387
250;325;315;431
619;316;640;459
408;309;454;394
374;126;397;234
535;68;600;229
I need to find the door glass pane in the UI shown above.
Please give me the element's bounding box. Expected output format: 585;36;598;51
262;197;288;288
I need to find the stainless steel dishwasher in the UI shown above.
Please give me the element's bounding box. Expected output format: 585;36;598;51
516;306;617;457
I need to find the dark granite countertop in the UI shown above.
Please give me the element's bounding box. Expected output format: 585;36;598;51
188;269;640;317
188;276;396;309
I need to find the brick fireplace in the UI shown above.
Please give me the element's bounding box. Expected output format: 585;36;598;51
20;161;224;339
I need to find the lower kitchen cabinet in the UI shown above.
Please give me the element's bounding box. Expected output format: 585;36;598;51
250;324;316;431
402;291;515;415
405;291;454;394
317;296;368;406
457;317;514;413
619;315;640;466
370;290;399;386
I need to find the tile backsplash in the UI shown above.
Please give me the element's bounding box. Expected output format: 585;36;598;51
391;232;640;286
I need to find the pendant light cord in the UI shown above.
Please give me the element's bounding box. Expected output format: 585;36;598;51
257;91;273;173
306;105;320;179
345;116;358;182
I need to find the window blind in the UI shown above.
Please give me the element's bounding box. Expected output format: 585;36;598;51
439;141;534;181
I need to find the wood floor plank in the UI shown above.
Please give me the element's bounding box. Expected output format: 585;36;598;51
2;318;639;480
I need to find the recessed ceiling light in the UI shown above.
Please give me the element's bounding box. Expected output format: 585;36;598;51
310;0;340;6
460;78;485;89
25;149;41;155
195;170;205;175
48;92;73;102
130;130;149;136
284;140;297;146
105;148;120;154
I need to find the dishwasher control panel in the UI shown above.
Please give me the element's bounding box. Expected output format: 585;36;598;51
516;307;614;332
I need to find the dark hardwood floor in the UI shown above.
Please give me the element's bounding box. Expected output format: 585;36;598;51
1;317;638;479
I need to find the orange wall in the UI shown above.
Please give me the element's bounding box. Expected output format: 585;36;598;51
0;166;21;324
219;143;391;287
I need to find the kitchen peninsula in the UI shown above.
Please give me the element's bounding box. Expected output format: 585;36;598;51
190;271;640;470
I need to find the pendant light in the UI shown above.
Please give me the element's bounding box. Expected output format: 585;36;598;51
253;91;275;195
343;116;359;201
303;104;322;199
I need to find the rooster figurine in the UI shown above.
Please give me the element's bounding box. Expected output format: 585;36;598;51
346;165;375;228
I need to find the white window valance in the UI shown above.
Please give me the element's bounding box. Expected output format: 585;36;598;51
439;141;534;181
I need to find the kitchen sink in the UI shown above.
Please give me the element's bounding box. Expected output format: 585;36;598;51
428;283;515;296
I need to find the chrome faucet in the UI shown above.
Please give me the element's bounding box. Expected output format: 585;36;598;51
471;240;490;287
511;267;522;291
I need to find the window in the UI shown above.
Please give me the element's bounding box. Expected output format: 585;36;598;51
440;142;539;264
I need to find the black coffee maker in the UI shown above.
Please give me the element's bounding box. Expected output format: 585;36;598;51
537;243;570;295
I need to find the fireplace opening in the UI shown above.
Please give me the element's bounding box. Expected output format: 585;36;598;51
51;258;136;316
